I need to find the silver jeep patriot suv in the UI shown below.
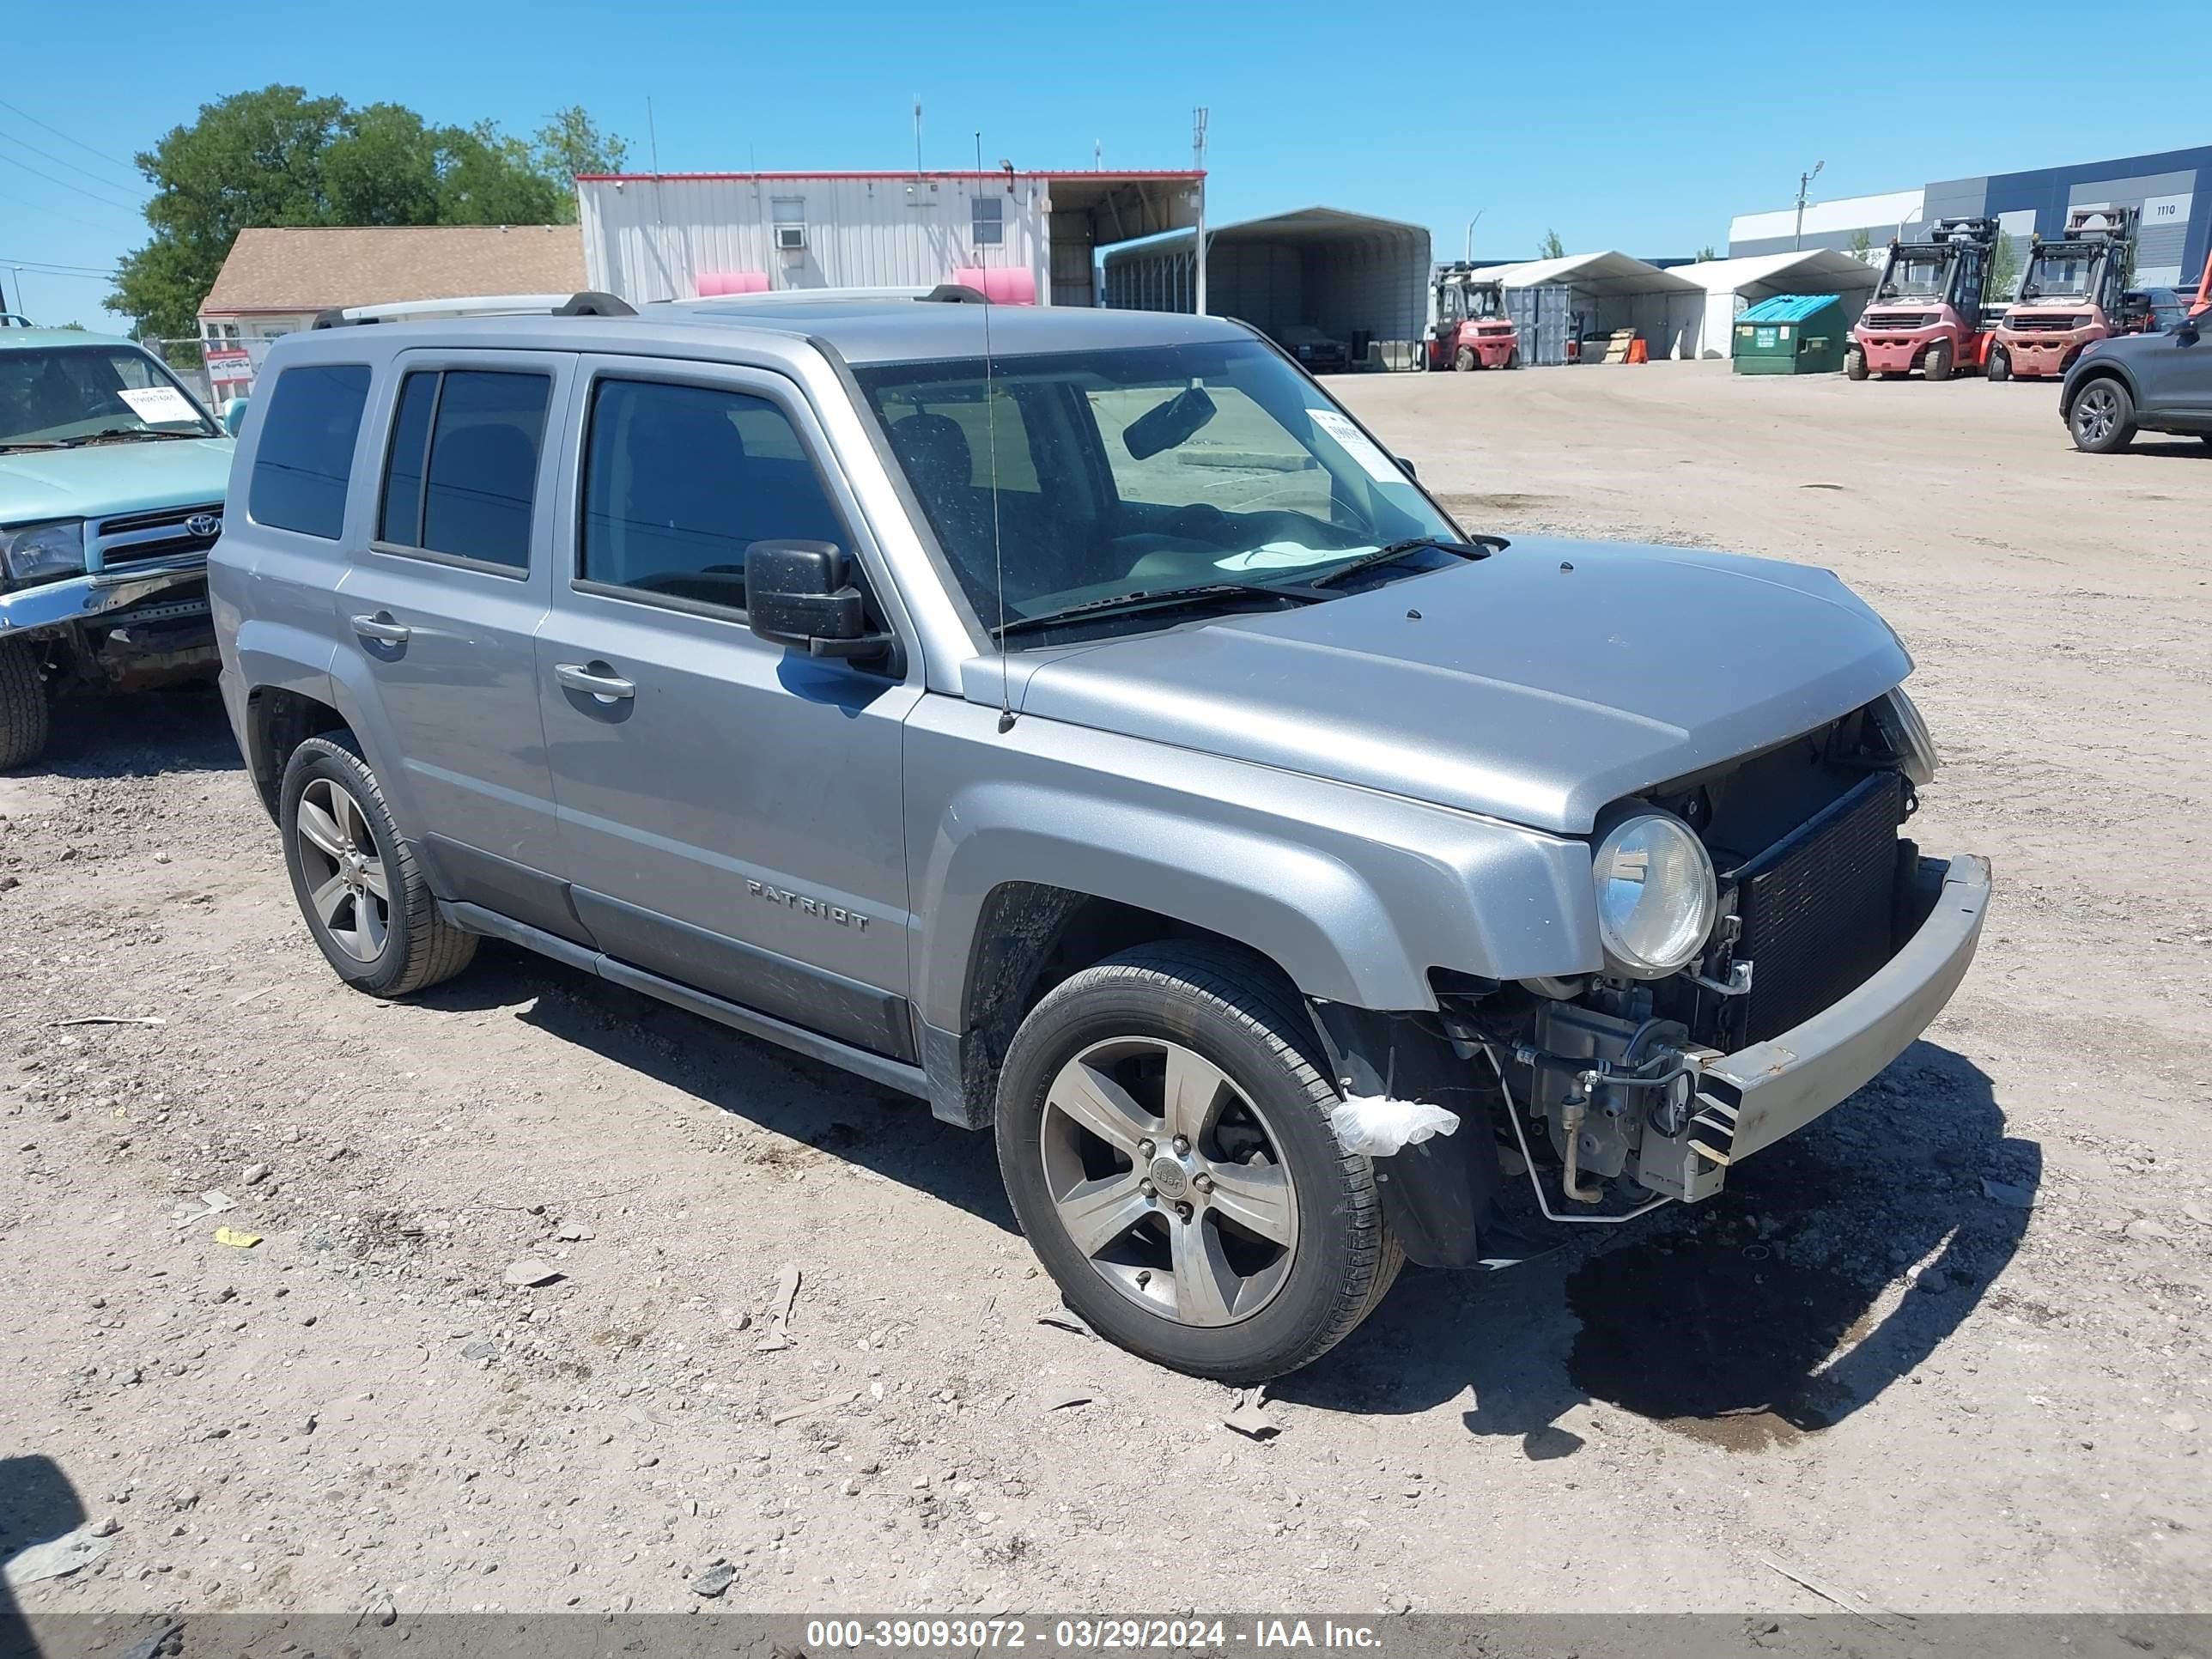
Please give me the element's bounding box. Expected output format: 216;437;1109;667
211;289;1990;1382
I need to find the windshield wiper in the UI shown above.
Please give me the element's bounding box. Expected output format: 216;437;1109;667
64;427;208;447
1304;536;1489;588
0;439;71;451
994;582;1317;640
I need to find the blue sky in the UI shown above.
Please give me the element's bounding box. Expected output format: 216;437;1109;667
4;0;2205;330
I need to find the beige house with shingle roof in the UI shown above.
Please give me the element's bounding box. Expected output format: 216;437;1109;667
196;224;584;393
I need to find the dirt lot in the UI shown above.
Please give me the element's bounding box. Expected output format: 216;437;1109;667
3;362;2208;1624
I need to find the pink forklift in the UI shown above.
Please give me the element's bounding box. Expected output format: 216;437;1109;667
1988;206;2138;381
1421;264;1521;371
1847;217;2001;382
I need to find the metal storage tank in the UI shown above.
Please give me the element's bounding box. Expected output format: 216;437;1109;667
1101;207;1432;369
1731;294;1849;374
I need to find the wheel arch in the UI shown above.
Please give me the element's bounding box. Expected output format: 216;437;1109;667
2060;360;2137;419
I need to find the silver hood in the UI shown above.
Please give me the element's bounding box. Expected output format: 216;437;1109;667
992;538;1913;835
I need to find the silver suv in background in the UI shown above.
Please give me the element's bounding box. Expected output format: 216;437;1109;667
210;290;1990;1381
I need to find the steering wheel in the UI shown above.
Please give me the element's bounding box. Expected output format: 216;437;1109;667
1164;502;1233;544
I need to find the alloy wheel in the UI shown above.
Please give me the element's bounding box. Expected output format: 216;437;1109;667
294;777;391;963
1040;1036;1299;1328
2075;385;2119;444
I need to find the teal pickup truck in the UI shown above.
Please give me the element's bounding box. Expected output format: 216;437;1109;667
1;325;239;769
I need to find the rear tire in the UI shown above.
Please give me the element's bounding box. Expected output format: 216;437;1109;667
1923;339;1954;381
994;941;1399;1382
1453;345;1477;373
1844;348;1867;381
2068;378;2137;453
1504;348;1521;369
0;637;50;772
1986;346;2010;382
279;733;477;997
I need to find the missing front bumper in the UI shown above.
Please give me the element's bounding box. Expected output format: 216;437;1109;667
1634;853;1991;1200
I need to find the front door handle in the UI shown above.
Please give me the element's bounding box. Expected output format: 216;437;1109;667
554;661;637;702
351;612;410;645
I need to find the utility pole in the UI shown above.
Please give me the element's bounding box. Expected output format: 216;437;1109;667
1794;159;1825;251
1191;106;1209;315
1464;210;1485;264
914;99;924;176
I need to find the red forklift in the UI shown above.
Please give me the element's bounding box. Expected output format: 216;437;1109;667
1988;206;2138;381
1421;264;1521;371
1847;216;2001;381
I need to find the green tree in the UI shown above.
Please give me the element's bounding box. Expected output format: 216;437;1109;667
1987;232;2020;302
1695;245;1717;261
1540;228;1567;259
107;85;625;338
532;106;629;186
1848;226;1873;257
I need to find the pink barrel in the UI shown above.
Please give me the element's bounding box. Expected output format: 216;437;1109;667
949;266;1036;305
695;270;770;297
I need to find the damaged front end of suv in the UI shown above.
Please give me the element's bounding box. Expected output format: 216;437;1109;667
1318;687;1989;1255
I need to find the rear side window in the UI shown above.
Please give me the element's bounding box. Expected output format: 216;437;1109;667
579;379;846;611
376;368;550;571
249;364;370;538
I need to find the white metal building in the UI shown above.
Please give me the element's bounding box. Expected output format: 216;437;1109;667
1099;207;1432;367
1673;250;1879;358
1485;252;1705;362
575;169;1202;307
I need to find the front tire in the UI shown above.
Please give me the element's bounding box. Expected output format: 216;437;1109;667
1923;339;1954;381
1504;348;1521;369
1845;347;1867;381
995;942;1400;1382
279;734;477;996
1986;346;2011;382
0;638;49;772
2068;379;2136;453
1453;345;1477;373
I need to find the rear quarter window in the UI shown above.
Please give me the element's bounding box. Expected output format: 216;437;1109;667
248;364;372;539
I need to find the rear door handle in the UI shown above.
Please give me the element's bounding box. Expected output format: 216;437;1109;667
350;612;410;645
554;661;636;702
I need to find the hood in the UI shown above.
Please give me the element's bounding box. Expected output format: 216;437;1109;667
996;538;1912;835
0;437;235;526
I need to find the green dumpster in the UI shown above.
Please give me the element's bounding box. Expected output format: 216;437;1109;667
1731;294;1848;374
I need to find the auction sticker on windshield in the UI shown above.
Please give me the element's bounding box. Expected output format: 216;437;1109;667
118;385;200;426
1308;409;1403;484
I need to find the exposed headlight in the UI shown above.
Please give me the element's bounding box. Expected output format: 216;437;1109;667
1869;686;1938;786
1591;811;1718;979
0;520;87;586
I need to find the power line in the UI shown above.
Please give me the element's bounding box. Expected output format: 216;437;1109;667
0;255;121;278
0;184;131;235
0;151;145;215
0;96;142;178
0;127;149;200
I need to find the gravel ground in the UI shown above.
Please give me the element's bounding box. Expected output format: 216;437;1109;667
2;361;2207;1625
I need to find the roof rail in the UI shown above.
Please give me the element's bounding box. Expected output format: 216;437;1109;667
311;291;637;329
921;283;988;304
671;284;943;308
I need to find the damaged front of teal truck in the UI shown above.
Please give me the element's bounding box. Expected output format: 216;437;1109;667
0;327;239;769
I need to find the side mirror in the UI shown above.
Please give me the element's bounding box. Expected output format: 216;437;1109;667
221;396;249;436
744;540;892;660
2179;313;2204;343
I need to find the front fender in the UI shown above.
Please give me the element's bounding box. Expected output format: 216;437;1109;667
904;696;1601;1032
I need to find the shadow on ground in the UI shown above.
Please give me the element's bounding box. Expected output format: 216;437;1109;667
412;942;1019;1234
1276;1041;2036;1452
0;1454;88;1659
24;682;240;782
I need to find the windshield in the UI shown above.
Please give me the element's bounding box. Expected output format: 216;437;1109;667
2020;250;2094;301
0;345;220;447
1878;253;1948;301
854;339;1466;639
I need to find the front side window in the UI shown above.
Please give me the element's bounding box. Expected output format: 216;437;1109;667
580;378;846;611
248;363;371;539
0;344;220;449
854;339;1462;639
376;368;550;570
